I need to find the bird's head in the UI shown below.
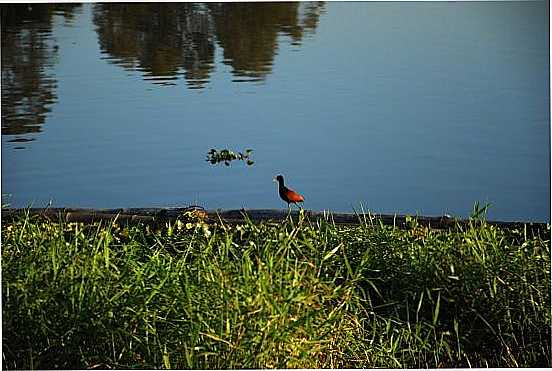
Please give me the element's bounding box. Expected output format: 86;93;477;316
273;174;284;184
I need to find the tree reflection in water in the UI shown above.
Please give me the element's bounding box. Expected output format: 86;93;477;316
1;4;81;136
1;2;325;137
210;2;324;81
93;3;215;88
93;2;325;87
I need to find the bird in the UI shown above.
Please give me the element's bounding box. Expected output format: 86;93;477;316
273;174;304;209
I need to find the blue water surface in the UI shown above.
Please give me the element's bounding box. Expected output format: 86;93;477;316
2;2;549;222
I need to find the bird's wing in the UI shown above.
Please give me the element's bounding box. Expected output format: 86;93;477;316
286;189;304;202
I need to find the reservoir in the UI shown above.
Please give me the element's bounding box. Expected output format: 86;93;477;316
1;2;549;222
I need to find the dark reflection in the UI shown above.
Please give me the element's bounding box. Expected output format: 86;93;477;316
210;2;324;81
7;138;35;143
93;2;325;87
1;4;81;136
93;3;215;88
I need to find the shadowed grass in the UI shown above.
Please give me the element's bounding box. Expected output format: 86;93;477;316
2;210;550;368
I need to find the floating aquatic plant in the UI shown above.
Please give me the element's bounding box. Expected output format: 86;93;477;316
206;148;254;166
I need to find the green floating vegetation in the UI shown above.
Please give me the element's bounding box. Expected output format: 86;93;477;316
206;148;254;166
2;211;550;368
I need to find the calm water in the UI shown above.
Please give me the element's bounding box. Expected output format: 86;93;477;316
2;2;550;222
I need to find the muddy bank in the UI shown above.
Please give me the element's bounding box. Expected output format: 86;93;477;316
2;207;548;235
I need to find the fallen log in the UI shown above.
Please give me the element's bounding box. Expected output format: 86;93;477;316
2;207;549;236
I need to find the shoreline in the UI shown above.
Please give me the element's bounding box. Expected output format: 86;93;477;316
2;207;549;234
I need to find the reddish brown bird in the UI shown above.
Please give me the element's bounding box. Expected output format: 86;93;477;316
273;174;304;209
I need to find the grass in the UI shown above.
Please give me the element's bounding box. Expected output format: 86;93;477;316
2;210;550;368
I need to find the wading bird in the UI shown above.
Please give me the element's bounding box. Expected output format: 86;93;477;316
273;174;304;209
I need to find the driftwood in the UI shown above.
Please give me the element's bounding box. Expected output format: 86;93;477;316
2;207;549;236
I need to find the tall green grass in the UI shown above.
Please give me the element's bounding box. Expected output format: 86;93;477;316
2;211;550;368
